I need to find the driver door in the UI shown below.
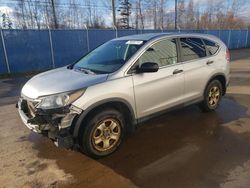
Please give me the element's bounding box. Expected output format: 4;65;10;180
132;38;184;118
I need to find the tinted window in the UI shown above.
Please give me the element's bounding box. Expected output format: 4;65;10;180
137;39;177;67
180;38;206;62
203;39;219;55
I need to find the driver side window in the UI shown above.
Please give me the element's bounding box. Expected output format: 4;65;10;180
137;39;177;67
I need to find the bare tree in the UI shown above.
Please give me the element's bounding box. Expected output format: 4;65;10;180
5;0;249;29
200;12;210;29
177;0;185;29
50;0;58;28
33;1;42;29
16;0;27;29
195;2;200;29
138;0;144;29
186;0;195;29
159;0;164;30
134;0;144;29
152;0;157;29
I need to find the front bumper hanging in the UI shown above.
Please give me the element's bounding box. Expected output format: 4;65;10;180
17;100;42;133
17;98;82;149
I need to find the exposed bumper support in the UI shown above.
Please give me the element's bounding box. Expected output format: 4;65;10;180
17;98;82;149
17;100;42;133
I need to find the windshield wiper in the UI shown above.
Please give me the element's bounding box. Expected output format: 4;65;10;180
75;67;96;75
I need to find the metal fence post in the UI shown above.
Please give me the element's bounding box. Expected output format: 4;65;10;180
227;30;231;48
237;29;241;49
48;29;55;68
84;24;90;52
0;29;10;73
113;25;118;38
178;27;181;33
245;29;249;48
205;29;207;34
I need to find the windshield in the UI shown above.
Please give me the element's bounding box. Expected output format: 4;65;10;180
73;40;145;74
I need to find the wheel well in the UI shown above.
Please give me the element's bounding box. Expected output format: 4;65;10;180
208;75;226;95
75;101;136;141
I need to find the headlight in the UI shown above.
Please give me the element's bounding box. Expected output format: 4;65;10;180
37;89;85;109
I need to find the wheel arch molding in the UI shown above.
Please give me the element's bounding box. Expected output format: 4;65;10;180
72;98;137;139
204;73;227;96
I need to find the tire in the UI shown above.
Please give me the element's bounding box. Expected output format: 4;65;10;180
79;108;125;158
200;80;222;112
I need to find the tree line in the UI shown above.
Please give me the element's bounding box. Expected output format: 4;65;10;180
0;0;249;30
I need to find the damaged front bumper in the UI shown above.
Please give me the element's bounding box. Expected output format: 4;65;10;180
17;100;41;133
17;98;82;148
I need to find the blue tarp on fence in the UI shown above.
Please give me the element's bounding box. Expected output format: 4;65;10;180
2;30;52;73
0;29;249;74
117;29;139;37
88;29;116;50
51;30;88;67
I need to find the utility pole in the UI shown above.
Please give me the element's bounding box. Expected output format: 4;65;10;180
111;0;116;27
175;0;177;30
51;0;58;28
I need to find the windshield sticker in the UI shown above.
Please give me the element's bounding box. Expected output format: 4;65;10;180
126;40;143;45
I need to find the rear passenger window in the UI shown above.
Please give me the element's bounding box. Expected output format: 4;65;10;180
137;39;177;67
203;39;219;56
180;38;206;62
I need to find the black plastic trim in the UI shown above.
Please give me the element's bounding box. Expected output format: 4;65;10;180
73;98;136;138
137;97;203;124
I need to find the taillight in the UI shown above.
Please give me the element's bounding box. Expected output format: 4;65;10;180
226;49;230;62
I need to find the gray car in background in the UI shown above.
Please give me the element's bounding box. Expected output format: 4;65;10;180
17;33;230;158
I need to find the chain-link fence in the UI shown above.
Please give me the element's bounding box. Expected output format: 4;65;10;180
0;29;249;74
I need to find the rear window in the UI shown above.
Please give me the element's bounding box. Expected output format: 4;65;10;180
180;38;207;62
203;39;220;56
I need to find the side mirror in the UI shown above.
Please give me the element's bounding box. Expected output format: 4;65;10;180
137;62;159;73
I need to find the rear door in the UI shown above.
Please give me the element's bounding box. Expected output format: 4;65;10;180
131;38;184;118
179;37;216;102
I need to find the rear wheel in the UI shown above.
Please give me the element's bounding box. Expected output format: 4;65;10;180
80;108;125;158
200;80;222;112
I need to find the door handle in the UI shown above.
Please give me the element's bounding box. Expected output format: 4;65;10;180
206;60;214;65
173;69;183;75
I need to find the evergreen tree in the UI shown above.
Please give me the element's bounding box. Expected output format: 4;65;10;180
117;0;131;29
1;13;13;29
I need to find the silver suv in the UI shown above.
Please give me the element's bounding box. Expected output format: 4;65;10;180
17;33;230;158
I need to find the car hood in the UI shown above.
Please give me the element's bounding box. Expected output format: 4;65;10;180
21;67;109;99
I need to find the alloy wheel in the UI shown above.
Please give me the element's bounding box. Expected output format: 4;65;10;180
208;86;220;107
92;118;121;152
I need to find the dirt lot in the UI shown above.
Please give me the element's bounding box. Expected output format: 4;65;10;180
0;48;250;188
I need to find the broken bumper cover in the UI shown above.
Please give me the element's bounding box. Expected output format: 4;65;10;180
17;98;82;148
17;100;42;133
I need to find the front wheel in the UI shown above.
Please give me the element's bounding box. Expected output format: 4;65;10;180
200;80;222;112
80;108;125;158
